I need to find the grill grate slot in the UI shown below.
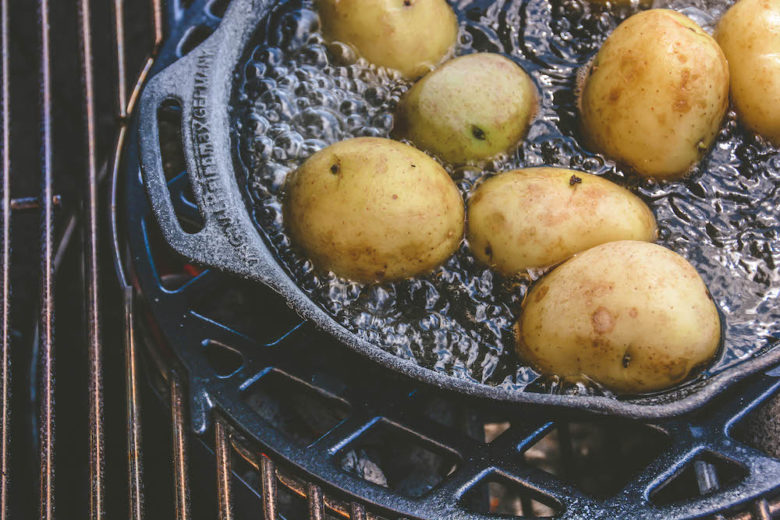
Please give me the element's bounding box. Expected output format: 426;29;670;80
460;471;563;518
650;451;749;506
731;387;780;460
242;369;350;446
520;420;671;498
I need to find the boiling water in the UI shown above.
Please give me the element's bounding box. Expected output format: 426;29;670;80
232;0;779;395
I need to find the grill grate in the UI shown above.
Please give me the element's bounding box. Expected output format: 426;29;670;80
0;0;778;518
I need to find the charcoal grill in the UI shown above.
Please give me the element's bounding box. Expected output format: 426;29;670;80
0;0;779;518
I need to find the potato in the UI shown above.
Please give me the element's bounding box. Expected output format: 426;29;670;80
467;168;656;275
317;0;457;80
515;241;721;394
284;137;464;283
394;53;538;164
580;9;730;179
716;0;780;144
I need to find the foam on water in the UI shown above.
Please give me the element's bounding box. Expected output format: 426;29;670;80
232;0;779;396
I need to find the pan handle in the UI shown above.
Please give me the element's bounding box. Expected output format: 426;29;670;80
138;37;272;280
139;69;215;262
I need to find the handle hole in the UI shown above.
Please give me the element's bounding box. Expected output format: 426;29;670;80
158;99;205;234
142;218;203;291
177;25;214;58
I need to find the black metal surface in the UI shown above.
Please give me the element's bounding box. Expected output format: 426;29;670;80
136;0;779;419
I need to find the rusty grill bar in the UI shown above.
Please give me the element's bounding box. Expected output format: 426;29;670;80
38;0;55;517
170;372;191;520
0;0;772;518
0;0;9;517
77;0;105;518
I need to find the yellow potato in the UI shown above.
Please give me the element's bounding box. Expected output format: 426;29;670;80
515;241;721;394
716;0;780;144
284;138;464;283
394;53;538;164
317;0;458;79
580;9;730;179
467;168;657;275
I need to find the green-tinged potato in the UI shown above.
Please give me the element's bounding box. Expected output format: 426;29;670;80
394;53;538;164
515;241;721;394
716;0;780;144
284;138;464;283
467;168;657;275
580;9;730;179
317;0;457;79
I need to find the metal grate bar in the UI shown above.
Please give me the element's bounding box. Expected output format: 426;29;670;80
113;0;127;120
114;0;164;122
0;0;9;517
350;503;366;520
754;499;772;520
307;483;324;520
78;0;105;517
9;195;61;212
771;497;780;518
261;456;277;520
123;287;144;520
38;0;56;517
171;372;191;520
111;1;168;517
152;0;163;54
215;419;233;520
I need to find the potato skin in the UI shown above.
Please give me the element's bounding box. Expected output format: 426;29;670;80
716;0;780;145
284;138;464;283
515;241;721;394
580;9;730;179
317;0;457;80
467;168;657;275
394;53;538;164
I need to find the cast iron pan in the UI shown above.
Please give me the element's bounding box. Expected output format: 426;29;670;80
138;0;780;418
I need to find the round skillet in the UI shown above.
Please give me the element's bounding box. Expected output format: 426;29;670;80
138;0;780;419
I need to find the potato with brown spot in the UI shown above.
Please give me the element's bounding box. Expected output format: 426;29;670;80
394;53;538;164
317;0;457;79
284;138;464;283
580;9;729;179
515;241;721;394
467;168;657;275
716;0;780;144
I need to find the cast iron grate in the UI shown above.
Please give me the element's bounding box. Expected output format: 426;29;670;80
117;0;780;519
242;368;351;446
